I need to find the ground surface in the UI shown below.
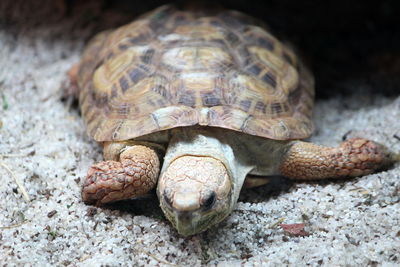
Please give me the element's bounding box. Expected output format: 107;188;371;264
1;1;400;266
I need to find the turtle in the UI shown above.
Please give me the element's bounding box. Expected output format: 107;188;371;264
69;5;395;236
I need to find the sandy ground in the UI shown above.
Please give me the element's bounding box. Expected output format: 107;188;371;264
1;3;400;267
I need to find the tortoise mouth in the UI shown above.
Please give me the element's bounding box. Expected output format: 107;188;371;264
159;196;231;236
173;210;219;236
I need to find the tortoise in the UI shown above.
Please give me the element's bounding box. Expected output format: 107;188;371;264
69;5;395;236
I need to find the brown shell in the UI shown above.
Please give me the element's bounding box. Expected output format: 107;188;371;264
77;5;315;142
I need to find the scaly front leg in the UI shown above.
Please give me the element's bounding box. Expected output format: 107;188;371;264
82;145;160;205
279;138;396;180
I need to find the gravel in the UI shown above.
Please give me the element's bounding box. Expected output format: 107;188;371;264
1;2;399;266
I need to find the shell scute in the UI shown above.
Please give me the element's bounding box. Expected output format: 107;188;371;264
78;5;314;142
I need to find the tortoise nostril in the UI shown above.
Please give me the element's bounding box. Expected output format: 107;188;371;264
202;191;216;211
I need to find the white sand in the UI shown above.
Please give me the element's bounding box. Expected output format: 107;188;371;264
1;4;399;267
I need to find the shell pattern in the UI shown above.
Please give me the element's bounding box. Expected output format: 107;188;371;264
77;5;315;142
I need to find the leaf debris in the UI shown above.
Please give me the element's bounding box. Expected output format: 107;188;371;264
280;223;310;237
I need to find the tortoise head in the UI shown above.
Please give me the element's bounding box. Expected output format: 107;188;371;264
157;155;233;236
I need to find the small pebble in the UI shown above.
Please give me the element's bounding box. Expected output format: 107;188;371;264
47;210;57;218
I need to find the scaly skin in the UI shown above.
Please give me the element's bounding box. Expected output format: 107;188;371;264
82;145;160;205
279;138;392;180
70;5;398;236
157;156;232;236
79;129;397;236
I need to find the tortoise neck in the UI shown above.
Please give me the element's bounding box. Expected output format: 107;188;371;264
164;128;231;165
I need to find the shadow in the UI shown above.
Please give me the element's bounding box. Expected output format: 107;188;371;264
102;0;400;98
239;176;294;203
103;190;165;220
3;0;399;97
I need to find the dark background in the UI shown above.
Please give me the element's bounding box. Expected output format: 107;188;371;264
2;0;400;98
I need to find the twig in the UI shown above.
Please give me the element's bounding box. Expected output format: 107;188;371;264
268;217;286;228
0;220;28;230
0;160;30;202
1;153;32;158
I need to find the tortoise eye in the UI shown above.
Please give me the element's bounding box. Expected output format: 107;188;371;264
202;191;216;211
163;192;173;208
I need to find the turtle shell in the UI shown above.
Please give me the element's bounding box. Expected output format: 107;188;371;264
77;5;315;142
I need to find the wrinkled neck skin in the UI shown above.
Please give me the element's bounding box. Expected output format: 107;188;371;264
157;127;290;235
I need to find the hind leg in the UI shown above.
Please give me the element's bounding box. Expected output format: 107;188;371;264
244;175;271;188
65;63;80;97
82;144;160;205
279;138;396;180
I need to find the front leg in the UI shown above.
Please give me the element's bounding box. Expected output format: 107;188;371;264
279;138;396;180
82;145;160;205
